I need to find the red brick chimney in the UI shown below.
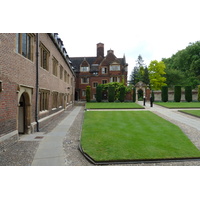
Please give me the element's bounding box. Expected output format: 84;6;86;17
97;43;104;57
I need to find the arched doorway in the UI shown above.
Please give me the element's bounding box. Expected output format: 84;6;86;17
18;92;31;134
137;89;143;101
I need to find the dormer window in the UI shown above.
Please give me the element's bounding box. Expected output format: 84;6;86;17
80;59;90;72
110;65;120;71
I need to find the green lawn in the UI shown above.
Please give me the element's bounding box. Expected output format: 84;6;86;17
155;102;200;108
179;110;200;118
81;111;200;162
86;102;143;109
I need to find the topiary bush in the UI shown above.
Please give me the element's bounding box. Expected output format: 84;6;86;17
133;87;136;102
119;86;126;102
185;86;192;102
96;85;102;102
198;85;200;102
108;86;115;102
174;86;181;102
86;86;91;102
161;86;168;102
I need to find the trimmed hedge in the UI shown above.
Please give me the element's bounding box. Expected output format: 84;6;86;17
161;86;168;102
96;85;102;102
133;87;136;102
185;86;192;102
198;85;200;102
119;86;126;102
86;86;91;102
174;86;181;102
108;86;115;102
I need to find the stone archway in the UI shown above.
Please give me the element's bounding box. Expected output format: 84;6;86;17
135;81;147;102
18;87;32;134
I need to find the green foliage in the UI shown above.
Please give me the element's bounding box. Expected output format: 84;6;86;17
185;86;192;102
119;86;126;102
133;87;136;102
96;85;102;102
108;86;115;102
174;86;181;102
86;86;91;102
162;41;200;88
198;85;200;102
99;82;129;101
148;60;167;90
161;86;168;102
164;68;187;89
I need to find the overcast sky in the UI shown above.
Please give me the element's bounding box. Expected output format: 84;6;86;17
3;0;200;78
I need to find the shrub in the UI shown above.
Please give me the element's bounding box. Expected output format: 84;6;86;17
108;86;115;102
86;86;91;102
96;85;102;102
174;86;181;102
185;86;192;102
161;86;168;102
198;85;200;102
119;86;126;102
133;87;136;102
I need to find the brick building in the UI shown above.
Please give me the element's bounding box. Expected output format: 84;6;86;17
0;33;75;151
70;43;128;101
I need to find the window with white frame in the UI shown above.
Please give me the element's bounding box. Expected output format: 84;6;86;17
110;77;119;82
82;90;86;97
102;67;107;74
80;66;89;72
110;65;120;71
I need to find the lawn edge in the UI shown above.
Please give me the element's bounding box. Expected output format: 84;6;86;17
178;110;200;118
78;144;200;165
155;103;200;109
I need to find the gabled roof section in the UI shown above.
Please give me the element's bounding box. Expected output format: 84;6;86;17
80;58;90;67
93;55;104;65
101;51;120;66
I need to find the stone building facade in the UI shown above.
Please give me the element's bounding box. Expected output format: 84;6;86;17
70;43;128;101
0;33;75;151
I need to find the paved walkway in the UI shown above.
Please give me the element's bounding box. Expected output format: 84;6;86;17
30;107;82;166
137;101;200;131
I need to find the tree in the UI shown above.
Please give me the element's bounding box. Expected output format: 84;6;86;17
86;86;91;102
148;60;167;90
164;68;187;89
130;55;148;85
198;85;200;102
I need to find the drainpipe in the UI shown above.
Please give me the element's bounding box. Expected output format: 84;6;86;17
35;33;39;132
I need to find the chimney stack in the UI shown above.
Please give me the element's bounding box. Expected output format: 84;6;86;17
97;43;104;57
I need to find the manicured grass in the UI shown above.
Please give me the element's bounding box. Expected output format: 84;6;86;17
86;102;143;109
155;102;200;108
81;111;200;162
179;110;200;118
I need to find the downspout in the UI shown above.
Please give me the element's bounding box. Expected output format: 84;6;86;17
35;33;39;132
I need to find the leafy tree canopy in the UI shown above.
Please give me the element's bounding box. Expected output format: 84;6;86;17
148;60;167;90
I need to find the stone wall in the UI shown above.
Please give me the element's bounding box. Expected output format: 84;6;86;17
154;90;198;101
